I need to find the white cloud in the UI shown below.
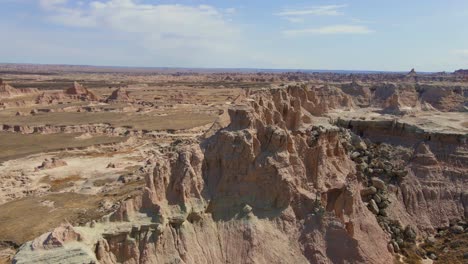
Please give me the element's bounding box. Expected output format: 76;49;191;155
275;5;347;17
38;0;240;59
283;25;373;36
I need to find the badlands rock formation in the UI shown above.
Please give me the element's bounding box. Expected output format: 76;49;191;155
340;80;371;107
65;81;99;101
106;87;133;103
12;85;447;264
0;79;38;99
341;81;467;114
4;70;467;263
36;81;98;104
454;69;468;76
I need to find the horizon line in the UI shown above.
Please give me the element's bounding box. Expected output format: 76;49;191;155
0;62;458;74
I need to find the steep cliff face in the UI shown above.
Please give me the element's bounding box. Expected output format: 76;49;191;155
418;84;466;112
334;117;467;233
341;82;467;113
371;83;420;110
340;81;372;107
391;141;467;230
84;86;391;263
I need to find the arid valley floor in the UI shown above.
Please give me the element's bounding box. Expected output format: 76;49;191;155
0;64;466;264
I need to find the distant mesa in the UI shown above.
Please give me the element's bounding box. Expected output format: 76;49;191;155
106;87;133;103
454;69;468;75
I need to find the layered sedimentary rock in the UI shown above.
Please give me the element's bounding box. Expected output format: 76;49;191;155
106;87;133;103
0;79;39;99
35;91;68;104
394;141;467;229
418;84;466;112
338;81;466;113
99;86;391;263
382;93;405;114
13;224;96;263
340;80;371;107
36;81;98;103
334;117;467;234
65;81;98;101
371;83;419;111
12;84;467;264
13;85;390;263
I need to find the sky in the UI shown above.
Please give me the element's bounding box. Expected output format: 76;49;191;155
0;0;467;71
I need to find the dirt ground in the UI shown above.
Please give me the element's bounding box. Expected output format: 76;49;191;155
0;179;144;245
0;132;127;162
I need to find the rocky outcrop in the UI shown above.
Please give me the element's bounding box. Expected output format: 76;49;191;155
454;69;468;76
106;87;133;103
406;68;417;82
36;81;99;103
36;158;67;170
394;140;467;229
367;82;466;112
65;81;98;101
0;123;207;139
30;223;82;250
382;93;405;114
407;68;417;77
334;119;467;233
334;118;467;161
418;84;466;112
13;224;96;264
371;83;419;111
35;91;68;104
340;80;371;107
0;79;39;99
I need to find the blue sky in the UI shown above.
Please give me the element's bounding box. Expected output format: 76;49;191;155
0;0;467;71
